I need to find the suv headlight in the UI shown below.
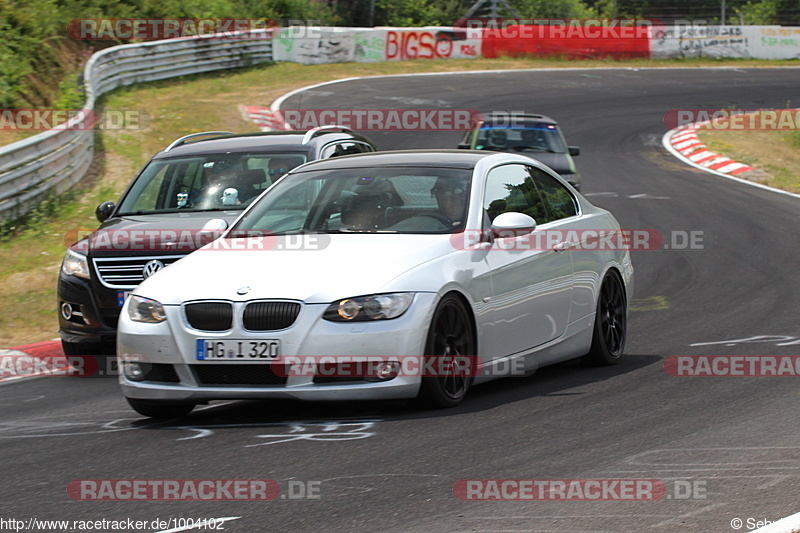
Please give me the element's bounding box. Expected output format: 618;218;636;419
128;295;167;323
323;293;414;322
61;247;90;279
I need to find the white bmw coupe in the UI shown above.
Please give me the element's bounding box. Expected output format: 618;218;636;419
118;150;633;418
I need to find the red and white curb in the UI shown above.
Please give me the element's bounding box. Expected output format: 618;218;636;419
0;341;69;383
662;126;800;200
239;105;288;131
667;126;754;175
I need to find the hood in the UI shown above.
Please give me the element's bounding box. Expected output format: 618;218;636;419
134;233;458;304
88;211;241;257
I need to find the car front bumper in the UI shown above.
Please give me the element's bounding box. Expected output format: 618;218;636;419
118;293;438;403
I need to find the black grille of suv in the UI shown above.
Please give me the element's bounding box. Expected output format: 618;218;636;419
93;255;186;289
191;364;288;386
242;301;301;331
185;302;233;331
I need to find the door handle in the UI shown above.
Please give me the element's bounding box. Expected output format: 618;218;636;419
553;241;570;253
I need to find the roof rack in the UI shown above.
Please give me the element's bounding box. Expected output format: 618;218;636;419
164;131;235;152
302;125;354;145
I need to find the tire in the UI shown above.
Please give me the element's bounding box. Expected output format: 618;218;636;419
416;294;476;408
583;271;627;366
126;398;195;419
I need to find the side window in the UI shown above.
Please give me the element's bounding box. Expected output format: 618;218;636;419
529;168;578;222
483;164;547;225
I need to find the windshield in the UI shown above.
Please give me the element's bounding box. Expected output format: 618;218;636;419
231;166;472;235
476;125;567;153
116;152;307;215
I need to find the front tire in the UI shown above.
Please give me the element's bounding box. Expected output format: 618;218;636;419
583;271;627;366
416;294;475;408
126;398;195;419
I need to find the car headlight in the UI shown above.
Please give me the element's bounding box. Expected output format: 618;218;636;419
61;247;90;278
128;295;167;323
323;293;414;322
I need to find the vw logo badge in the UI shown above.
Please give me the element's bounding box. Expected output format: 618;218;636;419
142;260;165;278
236;286;250;295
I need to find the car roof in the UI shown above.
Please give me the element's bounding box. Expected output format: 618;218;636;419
152;130;373;159
291;150;494;172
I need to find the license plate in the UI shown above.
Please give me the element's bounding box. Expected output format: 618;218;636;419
117;291;130;307
196;339;280;360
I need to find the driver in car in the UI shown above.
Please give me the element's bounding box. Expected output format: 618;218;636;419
431;177;469;228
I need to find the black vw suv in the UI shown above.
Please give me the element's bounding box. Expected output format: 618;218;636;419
58;127;376;359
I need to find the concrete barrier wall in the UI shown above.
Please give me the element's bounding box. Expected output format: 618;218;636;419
273;26;482;63
651;25;800;59
273;24;800;64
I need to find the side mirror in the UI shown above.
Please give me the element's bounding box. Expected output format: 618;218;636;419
95;201;115;223
568;146;580;156
491;212;537;238
198;218;228;243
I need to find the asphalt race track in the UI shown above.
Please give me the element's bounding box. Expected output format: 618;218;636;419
2;68;800;532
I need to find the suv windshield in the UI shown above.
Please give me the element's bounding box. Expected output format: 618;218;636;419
232;166;472;235
117;152;307;214
476;125;567;153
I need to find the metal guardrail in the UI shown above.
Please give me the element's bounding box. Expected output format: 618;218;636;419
0;30;273;221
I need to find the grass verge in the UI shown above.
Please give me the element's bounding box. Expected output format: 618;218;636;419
0;56;798;346
697;113;800;194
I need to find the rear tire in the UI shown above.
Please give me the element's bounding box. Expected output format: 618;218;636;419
416;294;475;408
583;271;627;366
126;398;195;419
